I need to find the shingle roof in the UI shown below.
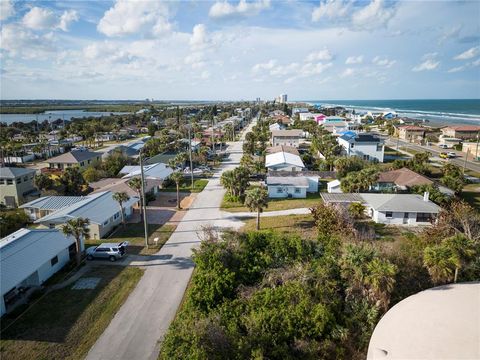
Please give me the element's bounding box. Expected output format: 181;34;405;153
20;196;84;210
90;177;162;197
46;150;102;164
271;129;303;137
266;145;300;156
0;167;36;179
1;229;74;294
377;167;433;187
35;191;139;225
266;176;309;187
443;125;480;132
321;193;364;203
265;151;305;169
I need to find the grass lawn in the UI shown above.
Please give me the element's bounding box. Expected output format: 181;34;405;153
399;146;422;156
0;266;144;360
86;223;176;255
460;183;480;211
242;214;317;240
159;178;209;193
221;192;323;213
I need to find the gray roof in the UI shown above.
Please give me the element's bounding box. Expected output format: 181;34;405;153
46;149;101;164
271;129;303;137
321;193;364;203
360;193;441;213
0;167;36;179
266;176;309;187
20;196;85;210
36;191;139;225
268;170;336;179
1;229;74;295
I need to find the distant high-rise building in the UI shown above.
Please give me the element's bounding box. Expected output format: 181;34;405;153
280;94;287;103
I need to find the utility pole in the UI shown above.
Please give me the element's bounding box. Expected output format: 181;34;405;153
139;150;149;249
188;125;194;189
462;148;470;175
475;133;479;161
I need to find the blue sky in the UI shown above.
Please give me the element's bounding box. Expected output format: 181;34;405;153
1;0;479;100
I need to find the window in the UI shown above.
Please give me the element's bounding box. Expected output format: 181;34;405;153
103;219;109;226
377;144;383;151
416;213;433;222
16;178;21;184
385;211;393;218
24;176;28;181
51;256;58;266
7;179;13;185
350;143;355;148
0;179;4;184
294;188;301;194
114;212;120;220
276;187;283;193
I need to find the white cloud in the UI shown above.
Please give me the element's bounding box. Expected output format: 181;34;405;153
454;46;479;60
190;24;209;50
252;59;277;72
200;70;211;80
312;0;351;21
0;24;56;59
306;48;333;62
23;7;58;30
209;0;270;19
340;67;355;77
471;58;480;67
372;56;396;68
97;0;171;37
447;66;465;73
438;25;461;44
412;59;440;72
0;0;15;21
352;0;396;30
345;55;363;64
58;10;79;32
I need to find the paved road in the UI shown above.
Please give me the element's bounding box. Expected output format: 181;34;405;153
86;120;256;360
385;137;480;174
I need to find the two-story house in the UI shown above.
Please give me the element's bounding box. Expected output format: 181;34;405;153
271;129;303;148
337;133;385;162
0;167;38;207
395;125;427;143
441;125;480;141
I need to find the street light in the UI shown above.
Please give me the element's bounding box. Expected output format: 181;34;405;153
187;125;194;189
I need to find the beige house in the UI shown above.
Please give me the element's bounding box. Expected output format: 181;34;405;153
395;125;427;143
46;149;102;170
0;167;38;207
271;129;303;147
441;125;480;140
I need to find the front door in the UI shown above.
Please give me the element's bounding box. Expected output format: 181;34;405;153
403;212;409;224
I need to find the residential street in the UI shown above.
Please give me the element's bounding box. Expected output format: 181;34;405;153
85;120;256;360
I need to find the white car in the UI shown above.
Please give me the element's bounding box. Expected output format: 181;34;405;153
447;152;456;158
183;168;203;175
438;144;449;149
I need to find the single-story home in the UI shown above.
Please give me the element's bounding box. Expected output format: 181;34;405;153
327;179;342;193
119;162;173;181
266;145;300;156
373;167;432;191
20;195;85;221
265;150;305;171
1;228;82;316
321;192;441;226
46;149;102;170
266;176;309;198
269;123;285;132
35;191;139;239
90;177;162;198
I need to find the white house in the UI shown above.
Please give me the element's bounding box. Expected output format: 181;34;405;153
267;176;308;198
1;228;82;316
20;196;85;221
35;191;139;239
269;123;284;132
265;151;305;171
327;179;342;193
119;162;173;180
299;113;322;121
321;192;441;226
337;132;385;162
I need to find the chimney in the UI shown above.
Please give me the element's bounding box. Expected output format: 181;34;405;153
423;191;429;202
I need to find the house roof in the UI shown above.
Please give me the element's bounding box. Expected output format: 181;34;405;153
397;125;426;131
360;193;441;213
377;167;433;187
0;167;36;179
339;132;382;143
367;282;480;360
145;152;177;165
35;191;139;225
266;176;308;187
1;228;75;295
20;196;84;210
90;177;162;197
266;145;300;156
442;125;480;132
271;129;303;137
265;151;305;169
321;193;364;203
327;179;341;187
119;162;173;180
268;170;336;178
46;149;102;164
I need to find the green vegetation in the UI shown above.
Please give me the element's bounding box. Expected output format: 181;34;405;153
460;183;480;210
161;200;479;359
160;178;209;193
242;214;317;239
222;192;322;212
87;222;176;255
0;266;143;360
0;209;31;237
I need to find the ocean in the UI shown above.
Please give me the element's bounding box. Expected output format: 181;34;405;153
304;99;480;127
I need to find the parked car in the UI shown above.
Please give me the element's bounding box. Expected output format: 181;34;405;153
447;152;457;158
86;242;129;262
439;152;449;159
439;144;449;149
183;168;203;175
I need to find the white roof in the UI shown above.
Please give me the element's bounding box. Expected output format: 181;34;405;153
20;196;85;210
265;151;305;169
120;162;173;180
36;191;139;225
327;179;341;187
360;193;441;213
368;282;480;360
266;176;308;187
1;229;75;294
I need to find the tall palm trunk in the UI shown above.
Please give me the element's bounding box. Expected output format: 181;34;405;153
176;182;181;209
75;237;82;266
119;202;126;227
256;209;260;230
454;267;459;283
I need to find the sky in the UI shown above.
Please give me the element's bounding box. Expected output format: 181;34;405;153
0;0;479;101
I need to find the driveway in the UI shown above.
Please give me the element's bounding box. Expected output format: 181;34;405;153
86;119;256;360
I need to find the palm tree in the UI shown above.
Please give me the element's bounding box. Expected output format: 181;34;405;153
244;186;268;230
220;170;236;196
365;258;397;310
112;191;130;227
423;245;459;285
61;218;90;266
443;234;477;283
170;171;184;210
128;177;143;221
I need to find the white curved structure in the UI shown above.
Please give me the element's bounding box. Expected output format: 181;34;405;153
367;282;480;359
